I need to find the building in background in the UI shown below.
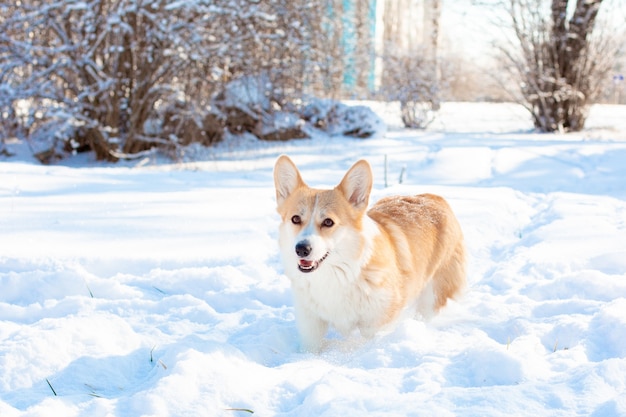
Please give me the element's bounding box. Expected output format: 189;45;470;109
337;0;440;97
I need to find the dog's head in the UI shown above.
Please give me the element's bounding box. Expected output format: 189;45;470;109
273;155;373;275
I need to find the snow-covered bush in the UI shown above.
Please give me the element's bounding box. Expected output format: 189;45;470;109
0;0;345;162
214;74;274;135
160;102;225;148
302;99;386;139
255;111;309;141
213;79;385;142
1;0;223;161
212;74;309;141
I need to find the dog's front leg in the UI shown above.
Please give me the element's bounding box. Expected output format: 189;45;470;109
294;300;328;353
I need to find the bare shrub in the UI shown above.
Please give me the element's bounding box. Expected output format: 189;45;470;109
497;0;621;132
379;49;440;128
377;0;441;128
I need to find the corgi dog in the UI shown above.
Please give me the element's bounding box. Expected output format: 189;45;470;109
273;155;466;352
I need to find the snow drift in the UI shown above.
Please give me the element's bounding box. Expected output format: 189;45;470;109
1;102;625;416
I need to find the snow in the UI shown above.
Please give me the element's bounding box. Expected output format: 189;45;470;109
1;102;626;416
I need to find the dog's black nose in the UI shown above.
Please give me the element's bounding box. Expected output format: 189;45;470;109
295;241;311;258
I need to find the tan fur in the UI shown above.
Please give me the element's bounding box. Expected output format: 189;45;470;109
274;155;466;352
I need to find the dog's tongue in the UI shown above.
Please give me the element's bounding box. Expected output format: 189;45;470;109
299;260;314;268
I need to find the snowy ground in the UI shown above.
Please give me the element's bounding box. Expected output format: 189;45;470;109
1;102;626;416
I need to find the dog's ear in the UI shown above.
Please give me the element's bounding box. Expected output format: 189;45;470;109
274;155;305;206
338;160;372;211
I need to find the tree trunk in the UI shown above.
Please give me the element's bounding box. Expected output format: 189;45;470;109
545;0;603;131
515;0;606;132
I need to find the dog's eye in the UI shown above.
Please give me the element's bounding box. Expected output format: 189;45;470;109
291;215;302;225
322;218;334;228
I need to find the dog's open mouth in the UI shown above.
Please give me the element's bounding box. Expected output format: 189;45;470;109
298;252;329;273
